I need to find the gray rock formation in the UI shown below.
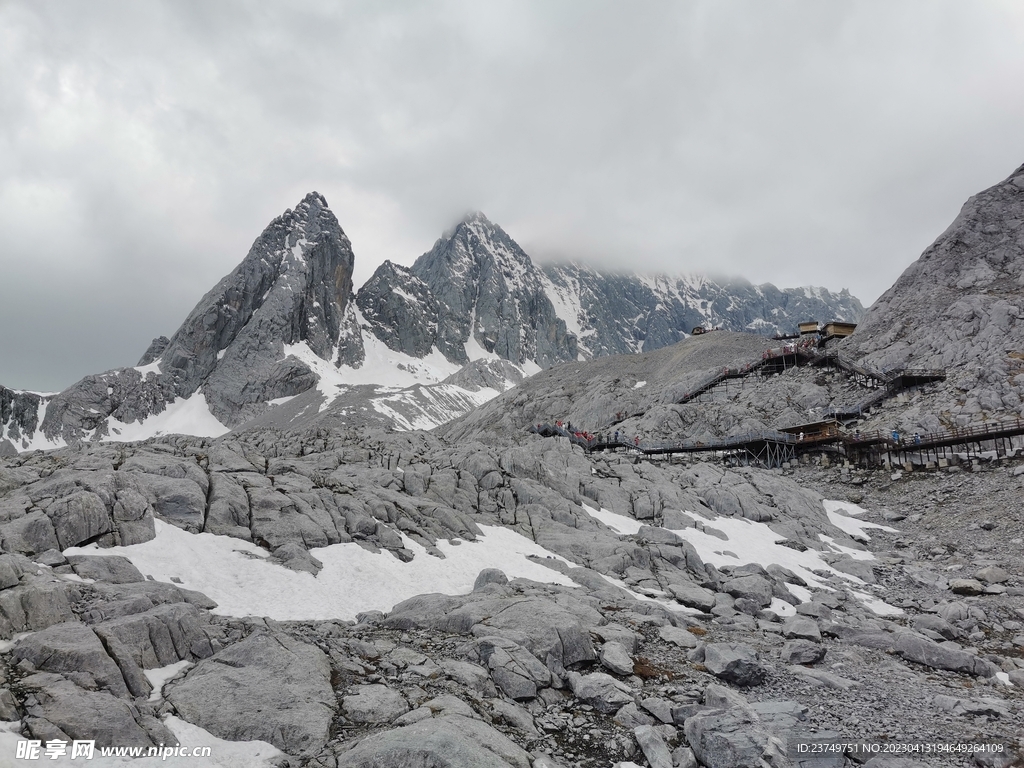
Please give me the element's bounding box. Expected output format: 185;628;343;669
355;260;439;359
336;714;533;768
703;643;768;687
843;162;1024;424
166;630;336;756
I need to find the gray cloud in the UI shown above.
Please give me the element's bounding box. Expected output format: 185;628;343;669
2;0;1024;391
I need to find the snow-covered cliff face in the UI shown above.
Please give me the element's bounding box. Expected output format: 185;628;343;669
843;162;1024;422
539;264;862;359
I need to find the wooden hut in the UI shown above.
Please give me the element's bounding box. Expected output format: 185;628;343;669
822;321;857;338
779;419;841;443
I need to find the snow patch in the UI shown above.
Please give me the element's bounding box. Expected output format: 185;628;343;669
145;660;192;701
664;511;901;613
822;500;898;540
582;504;645;535
103;392;230;442
134;359;162;376
67;520;576;622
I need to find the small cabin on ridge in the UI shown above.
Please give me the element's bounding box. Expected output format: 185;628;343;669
823;321;857;338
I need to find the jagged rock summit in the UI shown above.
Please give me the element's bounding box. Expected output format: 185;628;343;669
539;265;863;359
144;191;365;424
358;211;578;369
357;211;863;368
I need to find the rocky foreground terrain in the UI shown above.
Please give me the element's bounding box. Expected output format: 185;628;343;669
0;416;1021;767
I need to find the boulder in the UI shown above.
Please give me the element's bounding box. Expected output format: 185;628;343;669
932;694;1009;718
43;490;114;548
0;511;61;555
911;614;963;641
336;714;532;768
781;615;821;642
487;698;538;735
20;672;164;748
974;566;1009;584
66;555;145;584
343;684;410;724
387;592;599;669
600;641;635;676
166;631;336;756
787;665;857;690
0;688;18;721
12;622;131;698
722;575;773;607
703;643;767;687
779;640;826;665
658;624;698;649
633;724;673;768
949;578;986;596
92;602;213;669
893;634;999;677
667;582;716;612
474;568;509;590
684;705;787;768
567;671;634;714
0;582;75;638
440;659;498;697
613;702;654;728
467;636;550;700
0;553;25;589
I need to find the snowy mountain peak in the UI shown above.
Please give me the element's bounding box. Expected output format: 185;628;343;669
3;193;367;450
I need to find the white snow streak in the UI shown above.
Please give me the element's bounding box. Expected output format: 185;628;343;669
67;520;576;622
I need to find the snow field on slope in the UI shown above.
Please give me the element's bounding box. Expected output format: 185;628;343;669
822;499;899;540
66;520;576;622
370;383;503;431
1;397;68;453
103;392;230;441
285;305;537;426
582;500;902;615
283;334;461;394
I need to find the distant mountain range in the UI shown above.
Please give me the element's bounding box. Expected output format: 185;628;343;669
0;196;862;454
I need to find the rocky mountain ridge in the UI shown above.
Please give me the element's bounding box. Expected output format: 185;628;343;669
357;212;863;368
1;202;860;456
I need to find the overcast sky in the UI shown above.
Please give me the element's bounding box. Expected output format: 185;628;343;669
3;1;1024;392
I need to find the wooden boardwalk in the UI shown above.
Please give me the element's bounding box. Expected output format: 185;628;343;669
531;415;1024;470
526;345;1024;470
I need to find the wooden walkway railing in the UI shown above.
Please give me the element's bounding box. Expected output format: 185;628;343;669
673;345;945;421
530;415;1024;470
